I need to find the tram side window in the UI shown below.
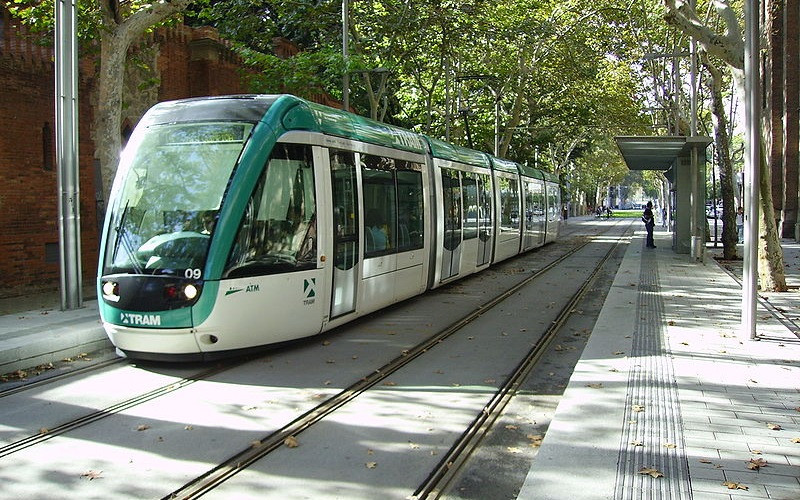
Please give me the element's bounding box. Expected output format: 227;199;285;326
224;143;317;278
498;177;520;232
547;184;559;221
396;168;424;251
533;181;546;221
362;154;424;257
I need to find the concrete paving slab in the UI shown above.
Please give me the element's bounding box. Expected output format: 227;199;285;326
519;228;800;499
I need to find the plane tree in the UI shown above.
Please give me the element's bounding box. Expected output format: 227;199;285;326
10;0;195;200
663;0;787;291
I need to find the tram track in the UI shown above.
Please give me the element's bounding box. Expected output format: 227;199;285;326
0;356;127;399
415;221;631;499
0;218;631;499
164;219;633;499
0;362;238;459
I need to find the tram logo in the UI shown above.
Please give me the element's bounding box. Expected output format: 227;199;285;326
303;278;316;305
225;284;260;296
120;312;161;326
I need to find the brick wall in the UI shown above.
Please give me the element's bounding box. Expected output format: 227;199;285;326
0;13;254;298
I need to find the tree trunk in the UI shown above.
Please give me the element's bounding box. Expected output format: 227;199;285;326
764;0;785;234
93;0;192;202
783;0;800;238
703;55;738;259
758;141;789;290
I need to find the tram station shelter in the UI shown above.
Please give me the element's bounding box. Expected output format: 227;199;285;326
615;136;712;255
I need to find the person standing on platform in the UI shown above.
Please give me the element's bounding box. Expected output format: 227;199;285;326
642;201;656;248
736;206;744;243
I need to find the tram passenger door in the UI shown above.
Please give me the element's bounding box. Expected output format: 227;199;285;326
476;173;493;266
441;168;462;280
330;151;359;318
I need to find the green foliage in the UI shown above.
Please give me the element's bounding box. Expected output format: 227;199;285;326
242;47;345;98
8;0;693;203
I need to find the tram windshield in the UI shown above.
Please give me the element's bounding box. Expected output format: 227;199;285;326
103;121;254;276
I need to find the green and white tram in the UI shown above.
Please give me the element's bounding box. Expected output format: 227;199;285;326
98;95;560;361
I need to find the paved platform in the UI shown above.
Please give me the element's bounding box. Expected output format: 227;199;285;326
520;228;800;499
0;290;108;375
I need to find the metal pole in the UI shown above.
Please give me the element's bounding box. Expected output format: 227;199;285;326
689;23;703;260
55;0;82;310
742;0;760;339
342;0;349;112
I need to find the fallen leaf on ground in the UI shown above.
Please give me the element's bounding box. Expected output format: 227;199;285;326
366;462;377;469
586;383;603;389
630;440;643;447
527;434;543;447
638;467;663;478
746;458;768;470
722;481;748;490
767;423;782;430
791;437;800;443
284;436;299;448
632;404;645;412
80;470;103;480
698;459;713;464
663;443;677;449
505;424;518;430
136;425;150;432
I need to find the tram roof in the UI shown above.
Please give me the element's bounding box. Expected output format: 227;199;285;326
140;95;278;126
489;156;521;175
424;136;491;168
542;171;560;183
518;164;544;180
282;97;429;154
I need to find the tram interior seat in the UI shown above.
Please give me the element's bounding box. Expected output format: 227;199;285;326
398;224;409;249
365;229;376;254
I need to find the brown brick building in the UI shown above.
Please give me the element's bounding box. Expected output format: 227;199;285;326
0;11;254;298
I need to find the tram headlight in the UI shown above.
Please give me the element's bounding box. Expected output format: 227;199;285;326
102;281;120;302
183;284;199;300
164;282;202;302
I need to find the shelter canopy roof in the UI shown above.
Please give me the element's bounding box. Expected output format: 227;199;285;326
615;136;711;171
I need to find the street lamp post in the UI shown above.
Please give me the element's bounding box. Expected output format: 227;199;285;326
55;0;82;310
342;0;349;111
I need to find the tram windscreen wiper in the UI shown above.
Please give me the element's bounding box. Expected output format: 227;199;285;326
112;201;144;274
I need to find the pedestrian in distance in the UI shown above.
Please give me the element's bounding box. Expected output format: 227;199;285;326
642;201;656;248
736;206;744;243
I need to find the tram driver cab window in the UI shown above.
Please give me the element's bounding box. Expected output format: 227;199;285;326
224;143;317;278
